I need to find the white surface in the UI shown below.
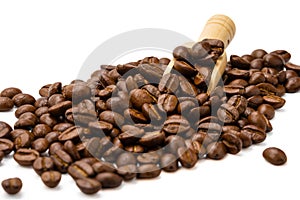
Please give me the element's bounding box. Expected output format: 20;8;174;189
0;0;300;199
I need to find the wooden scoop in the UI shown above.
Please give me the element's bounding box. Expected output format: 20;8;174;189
164;14;236;95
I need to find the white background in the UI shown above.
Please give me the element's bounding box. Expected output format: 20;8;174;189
0;0;300;199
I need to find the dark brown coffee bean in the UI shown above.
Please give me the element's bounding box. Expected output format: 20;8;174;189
222;125;240;133
15;104;36;118
0;97;14;111
14;112;38;129
40;113;58;127
257;104;275;120
76;178;102;195
217;103;239;123
137;164;161;179
32;157;54;175
226;130;252;148
206;141;227;160
34;97;48;108
116;63;136;75
276;84;286;97
247;111;267;131
58;126;81;142
263;147;287;166
51;149;73;173
251;49;267;58
250;58;264;70
263;53;285;69
44;131;60;144
173;45;190;62
35;106;48;117
227;68;249;80
68;161;94;179
221;132;242;154
142;103;163;122
230;55;250;69
137;152;160;164
95;172;123;188
0;121;12;138
12;93;35;107
223;85;245;96
41;171;62;188
271;50;291;62
227;95;247;114
247;95;264;108
285;77;300;93
0;87;22;98
139;131;165;148
63;140;81;161
138;63;164;86
99;111;124;127
228;79;249;87
49;142;64;155
72;83;92;104
177;147;198;168
1;178;22;195
14;131;33;150
32;124;52;138
116;152;137;167
119;125;144;146
241;125;266;144
0;138;14;155
163;115;190;135
173;60;197;77
262;95;285;109
117;164;137;181
92;161;116;173
160;153;178;172
48;100;72;116
13;148;39;166
158;73;179;93
10;129;29;140
31;138;49;153
124;108;148;124
244;85;261;98
157;94;178;114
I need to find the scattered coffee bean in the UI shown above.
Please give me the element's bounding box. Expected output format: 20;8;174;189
41;171;62;188
263;147;287;165
76;178;102;195
1;178;22;195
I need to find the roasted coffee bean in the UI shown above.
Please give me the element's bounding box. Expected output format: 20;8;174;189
263;147;287;166
96;172;123;188
206;141;227;160
138;63;164;83
250;58;264;70
263;53;284;69
227;95;247;114
72;83;92;104
14;131;33;150
32;124;52;138
117;164;137;181
173;45;190;62
271;50;291;62
227;68;249;80
99;111;125;127
165;135;186;154
41;171;62;188
58;126;81;142
191;41;210;59
14;148;39;166
34;97;48;108
33;156;54;175
228;79;249;87
163;115;190;135
53;122;73;132
247;95;264;108
49;142;64;155
249;72;265;85
0;121;12;138
241;125;266;144
15;104;36;118
31;138;49;153
12;93;35;107
0;87;22;98
119;125;144;146
14;112;38;129
177;147;198;168
137;152;160;164
0;97;14;111
40;113;58;127
217;103;239;123
139;131;165;148
257;104;275;120
230;55;250;69
223;85;245;96
48;100;72;116
10;129;30;140
276;84;286;97
68;161;94;179
221;132;242;154
226;130;252;148
173;60;197;77
262;95;285;109
76;178;102;195
251;49;268;59
51;149;73;173
256;83;278;96
285;77;300;93
92;161;116;173
248;111;267;131
35;106;48;117
159;57;170;65
142;103;164;122
1;178;22;195
158;73;179;93
63;140;81;161
116;152;137;167
160;153;179;172
244;85;261;97
157;94;178;114
137;164;161;179
0;138;14;155
124;108;148;124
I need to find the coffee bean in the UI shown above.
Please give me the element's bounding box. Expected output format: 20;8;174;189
1;178;22;195
116;152;137;167
263;53;284;69
157;94;178;114
263;147;287;165
158;73;179;93
285;77;300;93
0;138;14;155
124;108;148;124
41;171;62;188
40;113;58;127
221;132;242;154
206;141;227;160
227;95;247;114
51;149;73;173
68;161;94;179
95;172;123;188
32;138;49;153
76;178;102;195
63;140;81;161
226;130;252;148
257;104;275;120
0;97;14;111
250;58;264;70
163;115;190;135
165;135;186;154
0;121;12;138
241;125;266;144
217;103;239;123
177;147;198;168
137;164;161;179
13;148;39;166
12;93;36;107
14;131;33;150
247;95;264;108
173;60;197;77
48;100;72;116
49;142;64;155
262;95;285;109
99;111;125;127
160;153;179;172
33;157;54;175
230;55;250;69
58;126;81;142
173;46;190;62
139;131;165;148
0;87;22;98
14;112;38;129
247;111;267;131
15;104;36;118
92;161;116;173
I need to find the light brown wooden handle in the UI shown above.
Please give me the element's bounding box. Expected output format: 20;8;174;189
199;14;236;49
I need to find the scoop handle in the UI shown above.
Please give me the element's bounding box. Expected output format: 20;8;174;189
199;14;236;49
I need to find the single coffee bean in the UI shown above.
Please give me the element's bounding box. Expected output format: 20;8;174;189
63;140;81;161
116;152;137;167
95;172;123;188
206;141;227;160
68;161;94;179
257;104;275;120
223;85;245;96
256;83;278;96
15;104;36;118
160;153;179;172
271;50;291;62
49;142;64;155
163;115;190;135
1;178;22;195
0;87;22;98
173;60;197;77
41;171;62;188
247;95;264;108
33;124;52;138
99;111;125;127
263;147;287;166
228;79;249;87
0;138;14;155
31;138;49;153
158;73;179;93
262;95;285;109
0;97;14;111
12;93;36;107
58;126;81;142
48;100;72;116
227;95;247;114
177;147;198;168
117;164;137;181
226;130;252;148
251;49;267;59
34;97;48;108
33;157;54;175
139;131;165;148
14;131;33;150
247;111;267;131
92;161;116;173
0;121;12;138
35;106;49;117
137;152;160;164
76;178;102;195
217;103;239;123
13;148;39;166
241;125;266;144
230;55;250;69
157;94;178;114
285;77;300;93
221;132;242;154
51;149;73;173
14;112;38;129
124;108;148;124
129;88;156;109
173;45;190;62
137;164;161;179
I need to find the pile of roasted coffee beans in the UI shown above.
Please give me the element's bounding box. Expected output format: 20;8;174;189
0;39;299;195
